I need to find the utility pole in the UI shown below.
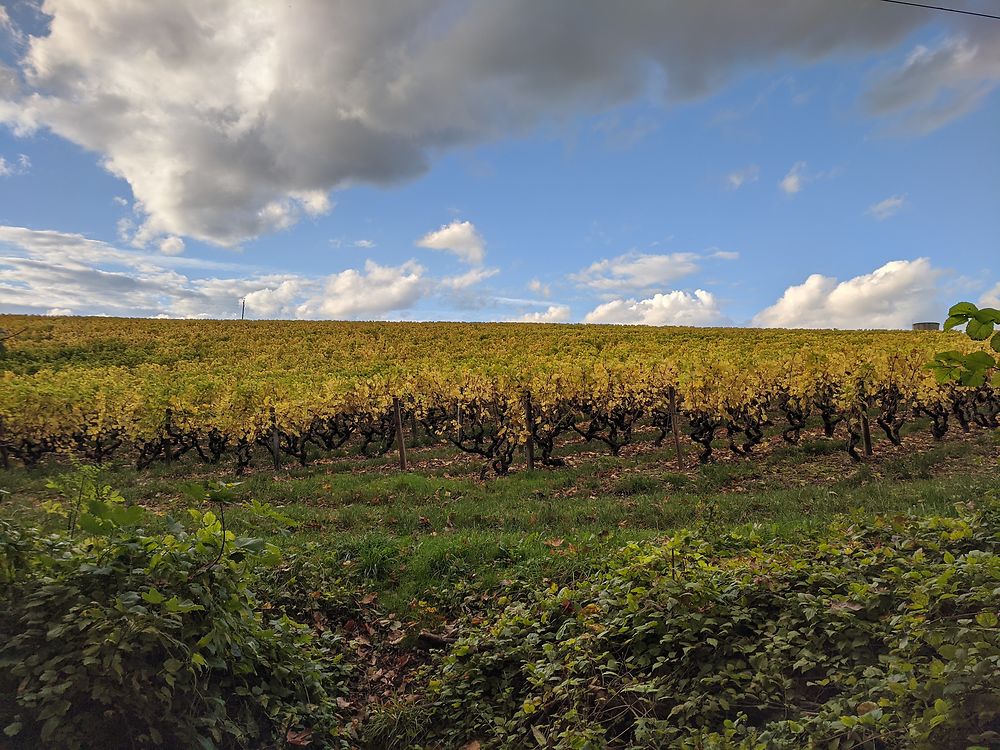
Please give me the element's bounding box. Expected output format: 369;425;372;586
240;298;246;320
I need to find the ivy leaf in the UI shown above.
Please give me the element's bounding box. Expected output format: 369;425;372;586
142;588;166;605
991;332;1000;353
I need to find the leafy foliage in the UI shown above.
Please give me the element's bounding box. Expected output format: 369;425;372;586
931;302;1000;388
0;477;350;749
374;501;1000;749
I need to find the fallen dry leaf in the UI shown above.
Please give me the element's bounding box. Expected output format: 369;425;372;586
286;728;313;746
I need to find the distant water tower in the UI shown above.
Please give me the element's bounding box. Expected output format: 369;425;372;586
912;322;940;331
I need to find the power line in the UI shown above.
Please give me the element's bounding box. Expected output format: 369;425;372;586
876;0;1000;20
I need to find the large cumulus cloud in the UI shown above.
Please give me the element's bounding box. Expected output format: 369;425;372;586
751;258;944;329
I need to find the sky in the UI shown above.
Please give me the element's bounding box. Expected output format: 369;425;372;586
0;0;998;328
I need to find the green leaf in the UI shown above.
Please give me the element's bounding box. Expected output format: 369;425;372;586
108;503;144;527
935;350;967;362
163;596;203;614
179;482;208;503
948;301;978;317
77;513;107;535
4;722;22;737
961;367;989;388
991;332;1000;353
974;307;1000;324
531;726;547;746
163;658;183;673
965;351;997;369
142;589;166;605
943;315;967;331
191;653;208;668
975;612;998;628
966;318;994;341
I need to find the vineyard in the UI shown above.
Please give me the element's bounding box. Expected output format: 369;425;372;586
0;315;996;475
4;314;1000;748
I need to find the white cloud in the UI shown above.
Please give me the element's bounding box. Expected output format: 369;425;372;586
353;239;376;249
295;260;425;319
572;251;699;292
242;280;303;318
0;64;18;99
158;236;185;255
0;153;29;177
711;250;740;261
518;304;571;323
780;161;807;195
584;290;725;326
752;258;942;329
528;278;550;296
417;220;485;265
866;194;906;220
440;266;498;290
980;283;1000;308
726;165;759;190
865;31;1000;134
0;6;24;46
112;196;129;207
0;225;431;320
45;308;72;316
0;1;926;245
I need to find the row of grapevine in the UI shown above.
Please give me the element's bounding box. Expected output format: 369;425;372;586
1;321;996;474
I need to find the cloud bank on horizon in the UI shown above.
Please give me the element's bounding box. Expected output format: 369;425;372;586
0;225;969;329
0;0;997;327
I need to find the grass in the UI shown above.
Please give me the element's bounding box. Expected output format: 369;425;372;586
2;424;997;616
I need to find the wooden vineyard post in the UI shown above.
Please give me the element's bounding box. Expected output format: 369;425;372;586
456;403;463;442
269;408;280;470
860;406;873;458
393;397;409;471
0;416;9;470
523;391;535;472
668;386;684;468
164;408;174;464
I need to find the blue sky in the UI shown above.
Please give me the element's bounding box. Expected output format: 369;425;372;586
0;1;997;327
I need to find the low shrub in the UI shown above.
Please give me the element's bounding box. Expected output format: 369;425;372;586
372;500;1000;749
0;479;350;749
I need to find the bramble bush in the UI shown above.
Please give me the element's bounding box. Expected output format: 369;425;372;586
371;500;1000;749
929;301;1000;388
0;474;351;749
